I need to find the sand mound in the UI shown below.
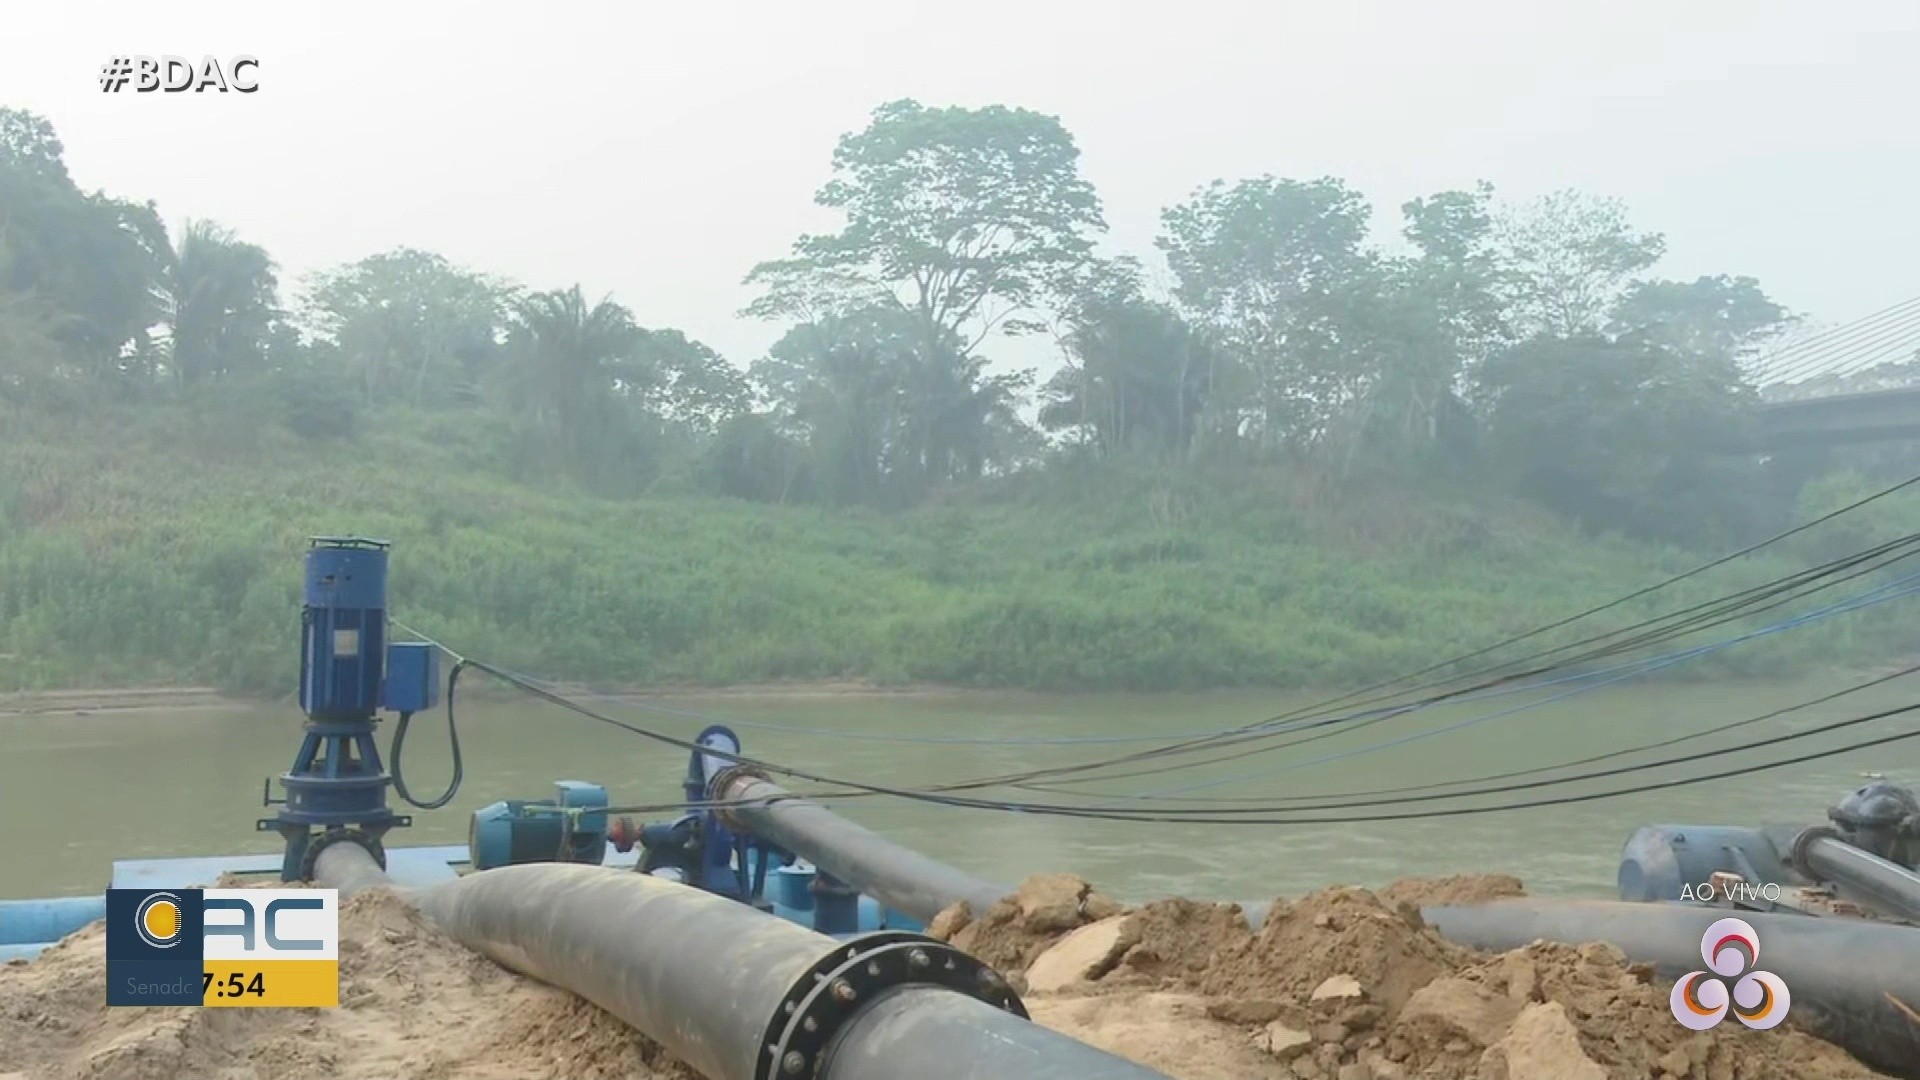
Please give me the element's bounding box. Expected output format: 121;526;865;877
0;886;694;1080
931;872;1124;991
1372;873;1526;910
992;876;1896;1080
3;871;1899;1080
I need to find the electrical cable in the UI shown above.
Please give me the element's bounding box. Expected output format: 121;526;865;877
390;518;1920;814
390;608;1920;828
1127;573;1920;799
384;469;1920;823
965;526;1920;792
390;658;467;810
1017;533;1920;793
917;702;1920;825
1093;662;1920;806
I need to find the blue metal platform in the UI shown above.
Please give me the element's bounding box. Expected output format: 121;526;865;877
4;844;910;962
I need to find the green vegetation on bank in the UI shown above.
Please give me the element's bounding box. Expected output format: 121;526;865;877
6;100;1920;696
5;401;1915;697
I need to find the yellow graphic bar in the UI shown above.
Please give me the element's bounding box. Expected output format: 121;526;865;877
201;960;339;1008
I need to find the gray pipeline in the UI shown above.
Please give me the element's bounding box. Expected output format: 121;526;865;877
668;783;1920;1076
1799;833;1920;923
311;844;1171;1080
1425;899;1920;1078
710;770;1010;923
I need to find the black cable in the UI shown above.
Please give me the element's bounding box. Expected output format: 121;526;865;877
1018;535;1920;793
391;521;1920;813
989;491;1920;791
391;658;467;810
388;493;1920;820
391;625;1920;828
943;704;1920;825
1081;662;1920;806
963;527;1920;793
1000;676;1920;816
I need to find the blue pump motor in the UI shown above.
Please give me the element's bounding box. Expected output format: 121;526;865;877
300;538;389;721
470;781;610;871
1618;823;1798;902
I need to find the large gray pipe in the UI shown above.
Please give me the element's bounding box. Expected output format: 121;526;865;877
1425;899;1920;1078
669;790;1920;1077
711;769;1010;923
312;844;1170;1080
1797;831;1920;923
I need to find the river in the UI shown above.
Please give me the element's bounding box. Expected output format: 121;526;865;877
5;673;1918;903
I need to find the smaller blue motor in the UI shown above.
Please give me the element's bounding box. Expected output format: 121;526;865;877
469;781;610;871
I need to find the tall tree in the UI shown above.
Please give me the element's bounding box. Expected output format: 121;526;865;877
0;236;61;392
160;220;279;386
1157;175;1378;449
1400;183;1508;369
1493;190;1665;339
0;109;167;381
744;99;1105;357
504;286;648;439
1326;185;1505;469
753;306;1028;505
1477;335;1762;544
1040;297;1212;460
633;328;750;433
301;248;513;407
1610;274;1791;363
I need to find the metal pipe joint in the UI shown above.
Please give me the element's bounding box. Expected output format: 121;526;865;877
756;931;1025;1080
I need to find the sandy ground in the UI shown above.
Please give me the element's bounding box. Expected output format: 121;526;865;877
0;873;1901;1080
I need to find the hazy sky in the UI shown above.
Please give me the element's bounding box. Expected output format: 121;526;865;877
2;1;1915;372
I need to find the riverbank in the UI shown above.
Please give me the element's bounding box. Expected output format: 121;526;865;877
0;678;999;717
10;403;1916;699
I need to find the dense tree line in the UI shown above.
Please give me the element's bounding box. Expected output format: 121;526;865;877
0;101;1804;546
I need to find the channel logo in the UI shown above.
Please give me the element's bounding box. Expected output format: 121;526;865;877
133;892;185;948
106;888;339;1008
1669;917;1790;1030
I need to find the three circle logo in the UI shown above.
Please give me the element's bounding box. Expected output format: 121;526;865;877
134;892;184;949
1669;917;1791;1030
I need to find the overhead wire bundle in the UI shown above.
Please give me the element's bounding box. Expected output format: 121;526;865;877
394;469;1920;826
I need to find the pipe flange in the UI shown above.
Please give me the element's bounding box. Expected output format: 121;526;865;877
707;763;770;828
299;827;388;881
1790;824;1843;880
755;932;1026;1080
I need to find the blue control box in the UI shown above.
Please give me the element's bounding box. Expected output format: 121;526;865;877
381;641;440;714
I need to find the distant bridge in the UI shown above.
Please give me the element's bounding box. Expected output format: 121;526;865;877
1760;386;1920;449
1752;296;1920;451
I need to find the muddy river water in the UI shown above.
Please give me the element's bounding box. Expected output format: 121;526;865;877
5;673;1918;902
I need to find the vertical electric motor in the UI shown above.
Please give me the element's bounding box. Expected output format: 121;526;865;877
301;537;389;720
262;537;411;880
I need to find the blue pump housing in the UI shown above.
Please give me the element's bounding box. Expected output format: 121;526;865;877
1618;823;1798;902
470;781;610;871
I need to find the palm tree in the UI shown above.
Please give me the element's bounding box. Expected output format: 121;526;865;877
504;285;650;470
162;219;278;386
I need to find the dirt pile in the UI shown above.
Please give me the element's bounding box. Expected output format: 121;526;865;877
2;871;1899;1080
959;874;1895;1080
930;872;1125;990
0;888;694;1080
